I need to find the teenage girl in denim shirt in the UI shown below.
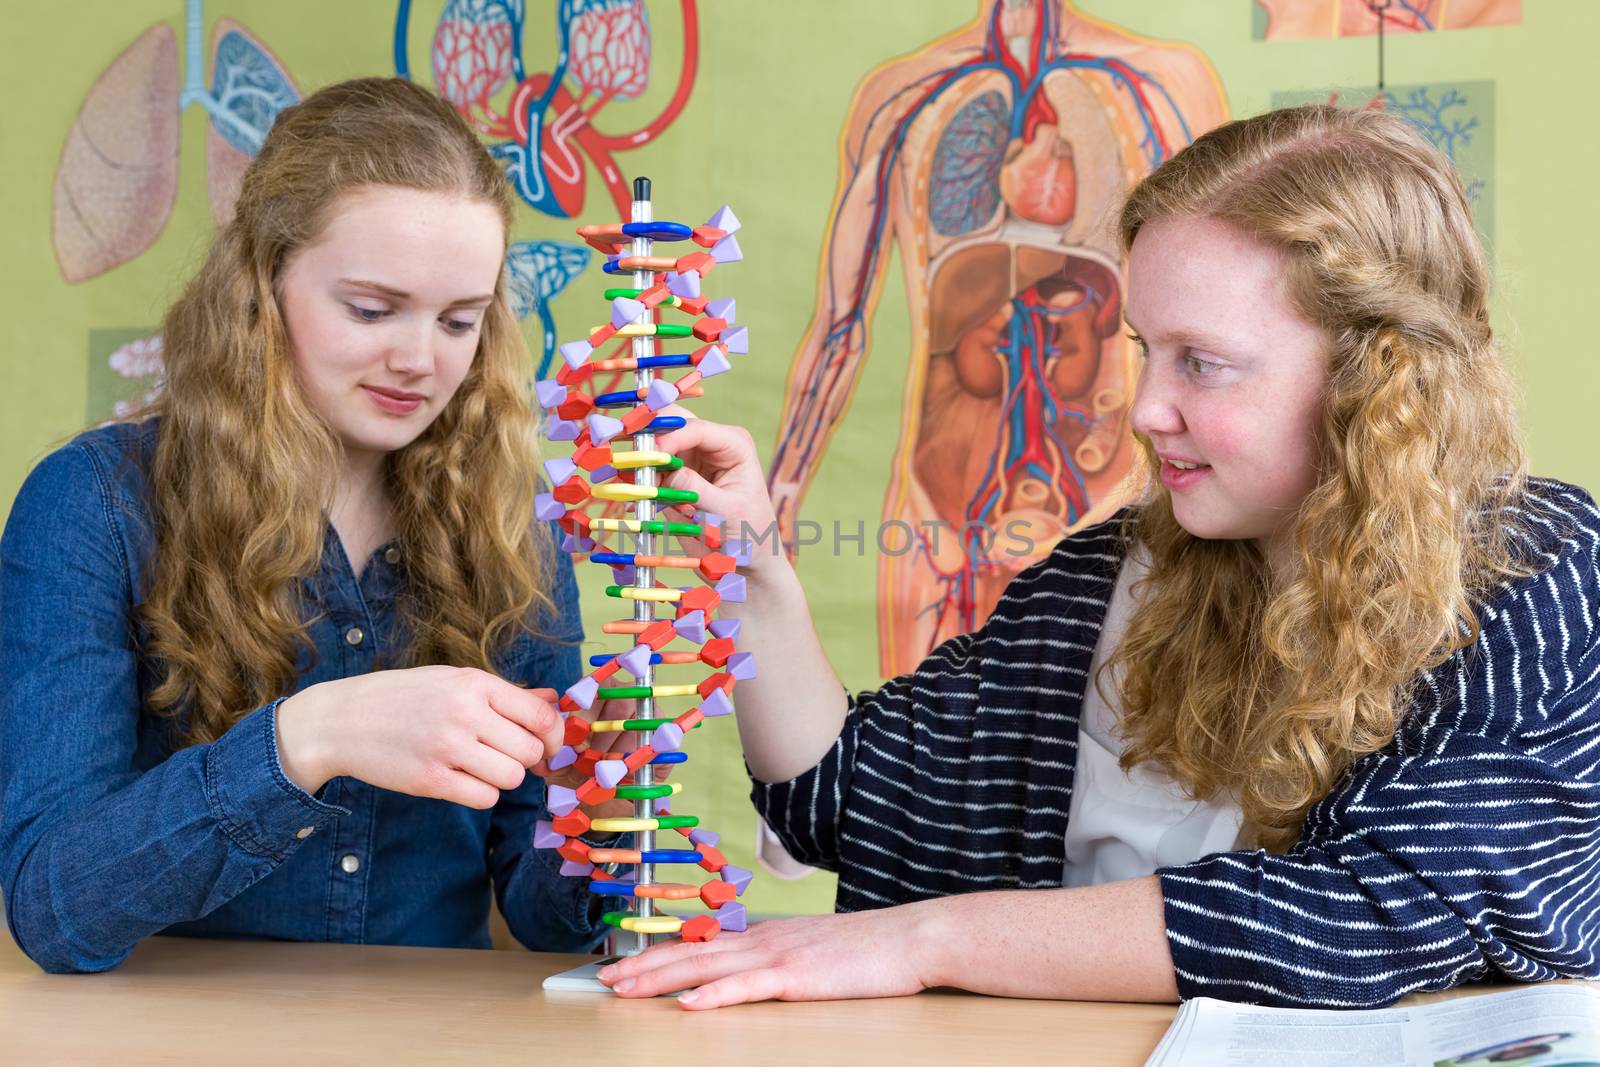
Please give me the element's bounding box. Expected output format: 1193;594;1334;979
0;79;619;972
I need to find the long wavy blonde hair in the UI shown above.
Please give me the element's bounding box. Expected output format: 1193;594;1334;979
1107;104;1528;851
139;77;555;745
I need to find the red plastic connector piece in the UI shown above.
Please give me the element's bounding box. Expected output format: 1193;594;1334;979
698;637;735;668
556;393;596;422
573;440;613;471
575;779;616;806
564;716;592;746
552;811;590;837
677;586;720;616
692;318;727;343
697;672;735;700
696;553;736;582
699;880;737;908
681;915;721;942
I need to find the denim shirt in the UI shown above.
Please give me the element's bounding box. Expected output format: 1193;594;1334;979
0;419;604;972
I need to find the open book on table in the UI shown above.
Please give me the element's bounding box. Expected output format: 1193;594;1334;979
1145;984;1600;1067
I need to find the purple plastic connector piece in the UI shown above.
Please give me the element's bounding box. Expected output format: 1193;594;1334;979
546;784;579;817
720;865;753;896
617;643;653;679
646;379;679;411
591;464;617;484
688;828;721;847
543;457;577;486
549;745;578;771
611;296;647;328
705;204;742;235
596;759;628;790
534;494;565;522
714;573;747;603
724;538;754;567
611;564;637;586
560;533;595;554
710;234;743;264
715;901;748;933
587;413;624;445
560;339;594;370
696;346;733;379
651;722;684;753
708;618;742;642
535;379;567;410
666;270;701;299
721;324;749;355
673;610;707;644
547;418;581;442
706;297;736;321
700;689;734;718
534;820;565;849
565;676;599;710
728;651;757;681
559;860;594;877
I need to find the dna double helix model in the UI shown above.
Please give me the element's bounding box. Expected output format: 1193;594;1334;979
532;177;755;949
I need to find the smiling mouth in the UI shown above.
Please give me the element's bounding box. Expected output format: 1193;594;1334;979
364;385;426;402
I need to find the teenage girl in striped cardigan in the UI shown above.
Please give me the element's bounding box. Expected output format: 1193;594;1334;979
596;105;1600;1010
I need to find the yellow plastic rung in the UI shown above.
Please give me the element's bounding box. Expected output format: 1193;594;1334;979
611;451;672;469
591;817;663;832
616;915;684;934
592;484;659;502
591;323;658;338
614;588;681;603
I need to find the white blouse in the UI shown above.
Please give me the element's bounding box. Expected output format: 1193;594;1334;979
1062;551;1245;888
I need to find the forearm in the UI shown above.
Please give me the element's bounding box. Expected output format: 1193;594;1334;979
721;555;848;783
918;877;1179;1002
3;703;342;972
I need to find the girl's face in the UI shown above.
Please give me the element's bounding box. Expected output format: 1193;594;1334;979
277;186;505;468
1125;214;1329;565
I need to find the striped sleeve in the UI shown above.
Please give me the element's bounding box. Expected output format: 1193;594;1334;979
749;632;981;876
1159;482;1600;1007
750;519;1122;906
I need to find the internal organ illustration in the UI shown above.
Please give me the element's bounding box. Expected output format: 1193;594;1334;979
397;0;697;221
52;26;180;283
51;0;301;283
1256;0;1521;38
768;0;1227;678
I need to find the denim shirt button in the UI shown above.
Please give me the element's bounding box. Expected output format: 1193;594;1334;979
384;547;401;565
295;826;315;840
340;854;361;874
344;626;365;647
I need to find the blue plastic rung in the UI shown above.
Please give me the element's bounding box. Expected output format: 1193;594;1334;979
620;221;693;241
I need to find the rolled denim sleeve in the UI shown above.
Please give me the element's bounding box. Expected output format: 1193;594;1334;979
0;443;344;973
487;542;608;952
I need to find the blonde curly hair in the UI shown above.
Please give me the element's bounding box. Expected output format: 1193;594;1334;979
1108;104;1528;851
138;77;555;744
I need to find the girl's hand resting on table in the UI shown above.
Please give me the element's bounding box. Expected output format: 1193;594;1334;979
275;666;566;809
596;903;944;1009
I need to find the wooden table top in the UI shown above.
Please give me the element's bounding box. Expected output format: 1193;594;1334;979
1;930;1588;1065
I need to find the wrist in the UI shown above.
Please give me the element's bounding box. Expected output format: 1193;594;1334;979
275;687;336;795
908;895;963;991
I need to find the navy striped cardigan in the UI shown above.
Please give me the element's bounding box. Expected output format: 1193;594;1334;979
751;478;1600;1008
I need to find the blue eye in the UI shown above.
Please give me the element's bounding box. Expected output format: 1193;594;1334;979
442;318;480;336
348;305;389;323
